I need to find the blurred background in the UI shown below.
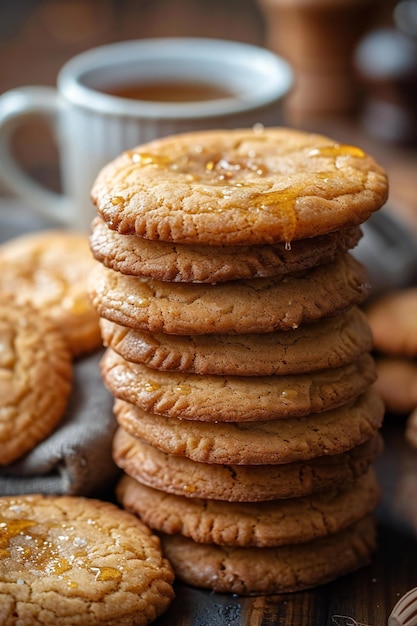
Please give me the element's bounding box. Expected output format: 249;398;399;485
0;0;416;233
0;0;264;195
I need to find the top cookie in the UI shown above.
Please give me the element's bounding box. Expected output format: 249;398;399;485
91;127;388;245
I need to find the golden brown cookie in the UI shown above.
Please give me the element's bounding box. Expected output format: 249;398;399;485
102;350;376;422
89;253;370;335
366;288;417;358
114;395;382;467
117;469;380;548
91;127;387;246
160;516;376;594
0;494;174;625
0;298;72;465
100;306;373;376
90;215;362;283
374;356;417;414
112;429;384;501
0;230;102;357
113;388;383;464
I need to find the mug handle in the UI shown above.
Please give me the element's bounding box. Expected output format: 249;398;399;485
0;86;73;225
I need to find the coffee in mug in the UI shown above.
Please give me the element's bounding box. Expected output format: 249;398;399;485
102;81;235;102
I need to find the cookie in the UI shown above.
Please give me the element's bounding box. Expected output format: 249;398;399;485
117;469;380;548
0;297;72;466
113;387;383;464
89;253;370;335
0;230;102;357
91;127;387;246
0;348;120;497
100;306;373;376
0;494;174;625
90;216;362;283
103;348;376;421
366;288;417;358
406;406;417;449
374;356;417;414
112;429;384;501
160;516;376;595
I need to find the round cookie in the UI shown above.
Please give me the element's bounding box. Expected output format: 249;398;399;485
0;230;102;357
91;127;387;246
112;430;384;501
100;306;373;376
0;494;174;625
117;469;380;548
160;516;376;595
366;288;417;358
0;297;73;465
89;253;370;335
90;216;362;283
113;388;384;466
102;350;376;421
374;356;417;414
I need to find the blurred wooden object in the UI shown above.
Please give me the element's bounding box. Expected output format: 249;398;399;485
257;0;379;124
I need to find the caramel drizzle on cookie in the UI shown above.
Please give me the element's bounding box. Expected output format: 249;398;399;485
119;143;367;243
0;514;122;583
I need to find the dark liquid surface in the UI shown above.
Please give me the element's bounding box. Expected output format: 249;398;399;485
103;81;235;102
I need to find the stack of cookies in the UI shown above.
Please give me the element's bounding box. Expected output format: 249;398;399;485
88;127;388;595
258;0;374;122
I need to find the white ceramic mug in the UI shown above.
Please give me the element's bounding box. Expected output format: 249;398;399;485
0;37;293;232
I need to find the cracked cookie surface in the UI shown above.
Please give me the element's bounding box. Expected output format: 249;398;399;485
89;253;370;335
0;230;101;357
100;306;373;376
113;388;384;464
160;516;376;594
112;428;383;501
117;469;380;547
91;127;387;246
90;215;362;283
102;350;376;421
0;494;174;626
0;298;72;465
